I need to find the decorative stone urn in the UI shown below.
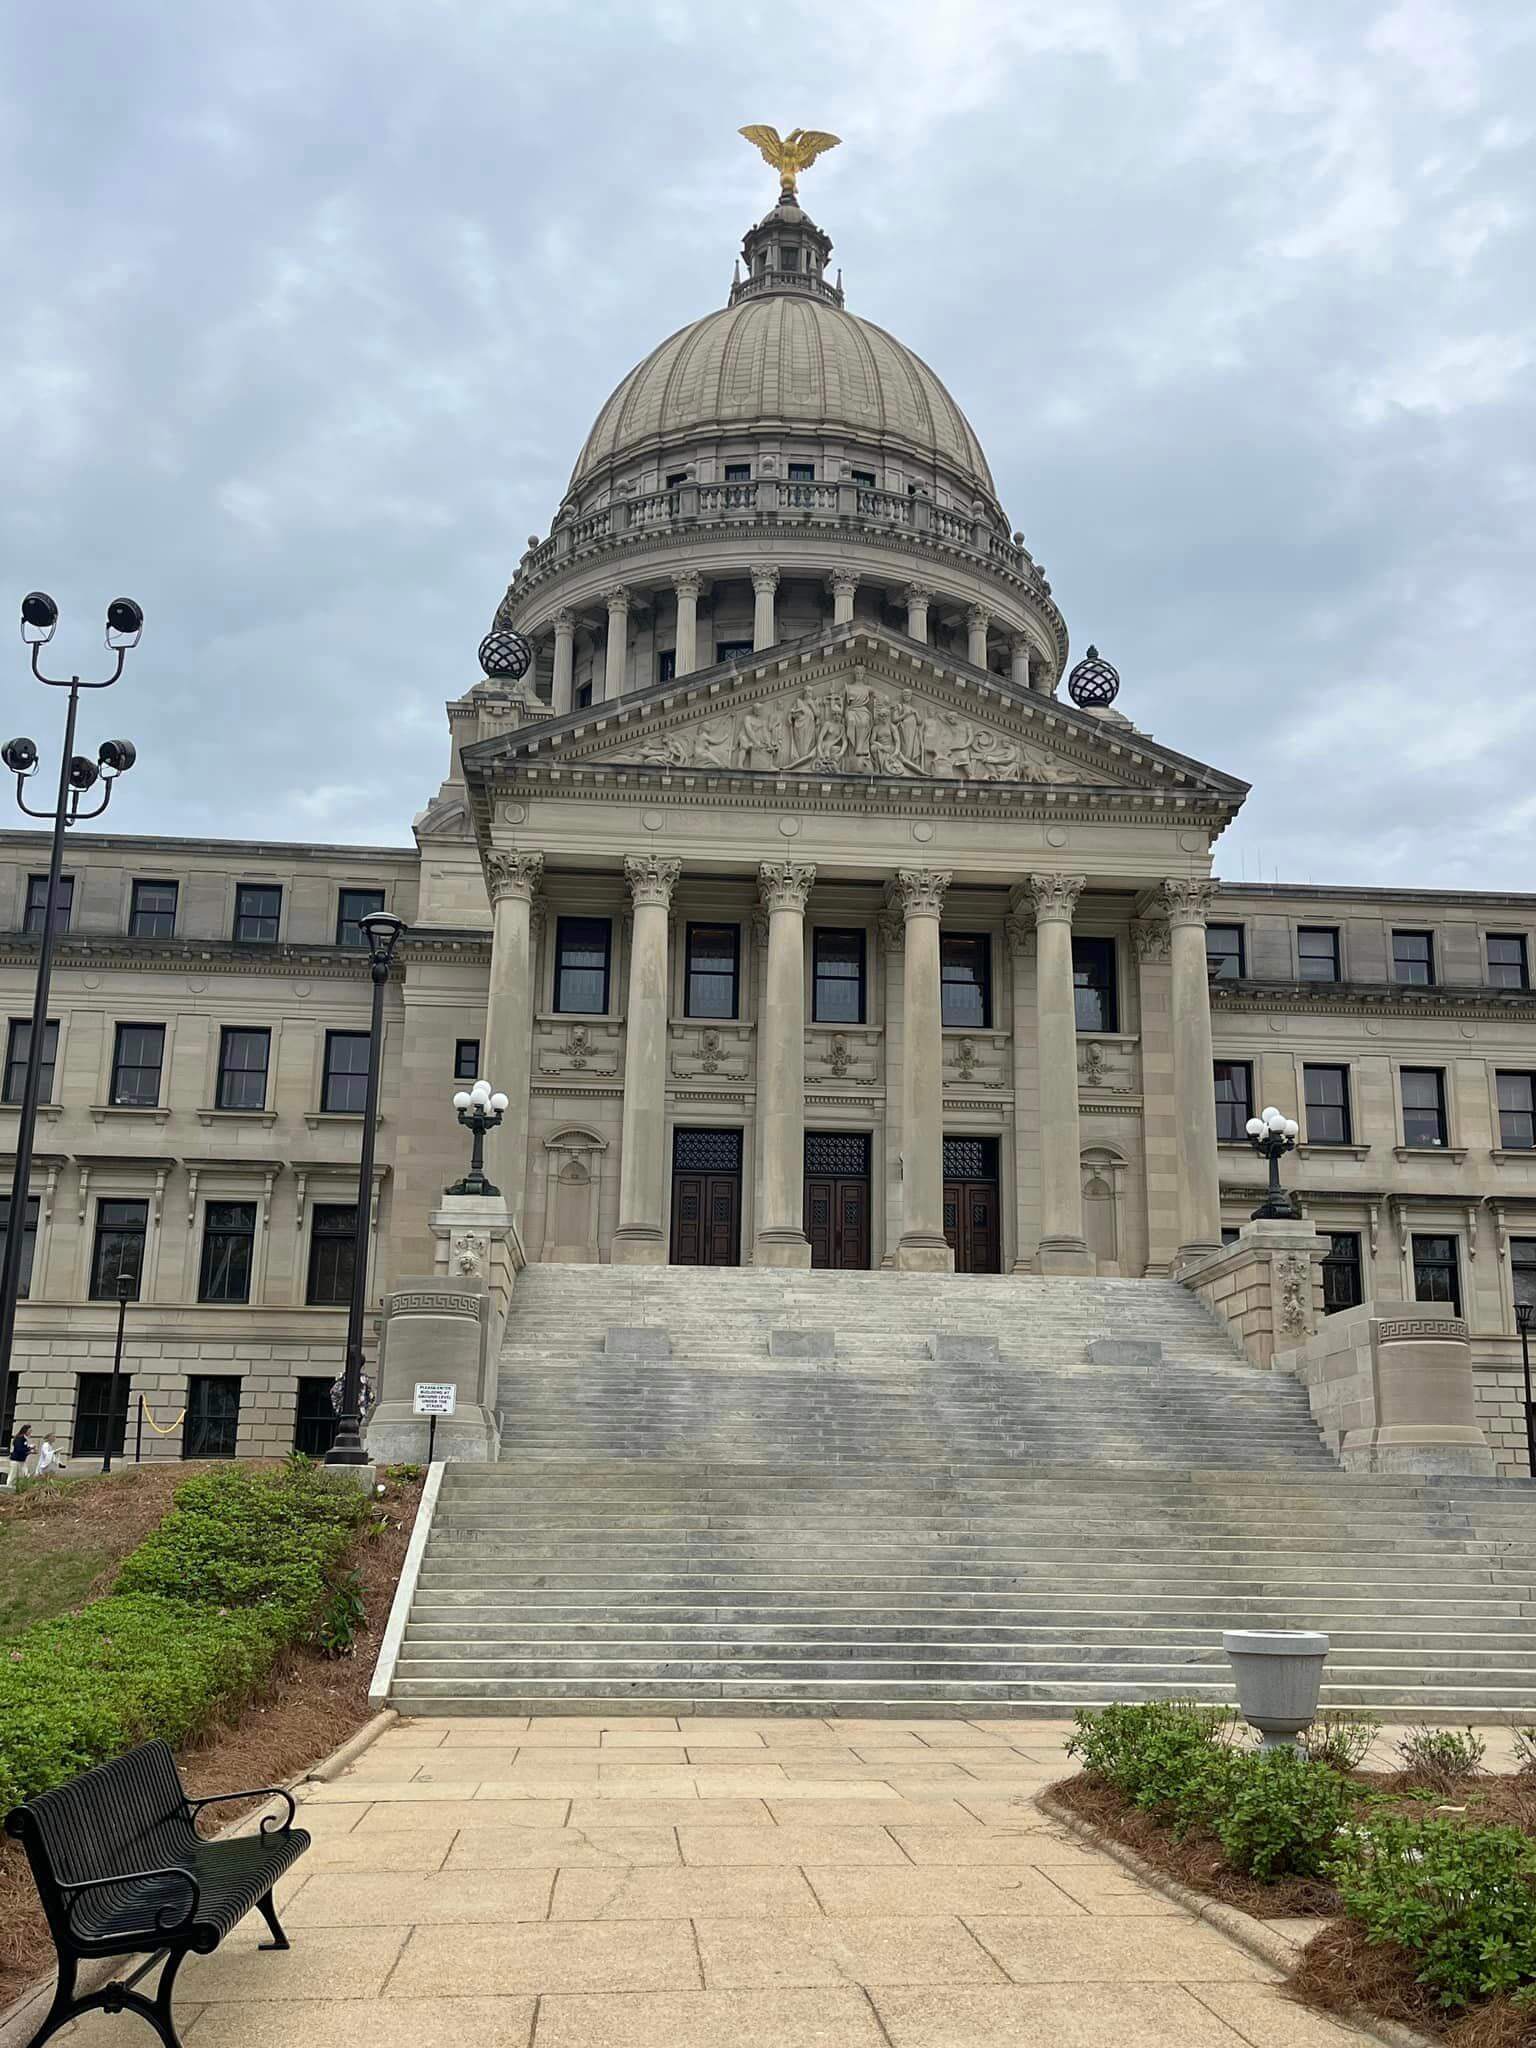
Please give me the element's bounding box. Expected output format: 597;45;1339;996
1221;1630;1330;1748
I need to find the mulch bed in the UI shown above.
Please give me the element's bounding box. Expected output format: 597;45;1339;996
1292;1920;1536;2048
0;1467;424;2015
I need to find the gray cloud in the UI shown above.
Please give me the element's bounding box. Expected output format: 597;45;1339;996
1;0;1532;886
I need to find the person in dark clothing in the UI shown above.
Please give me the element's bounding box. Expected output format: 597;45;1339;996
7;1424;32;1488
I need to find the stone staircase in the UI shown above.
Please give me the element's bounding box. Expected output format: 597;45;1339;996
387;1265;1536;1717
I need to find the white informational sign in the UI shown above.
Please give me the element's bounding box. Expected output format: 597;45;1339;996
413;1383;458;1417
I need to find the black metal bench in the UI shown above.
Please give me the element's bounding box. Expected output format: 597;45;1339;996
4;1737;310;2047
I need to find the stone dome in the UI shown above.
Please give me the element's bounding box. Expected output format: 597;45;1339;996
569;293;998;503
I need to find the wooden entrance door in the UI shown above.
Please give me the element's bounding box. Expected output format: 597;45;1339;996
943;1135;1002;1274
804;1132;872;1270
670;1128;742;1266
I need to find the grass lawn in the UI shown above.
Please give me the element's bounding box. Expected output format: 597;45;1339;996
0;1463;214;1637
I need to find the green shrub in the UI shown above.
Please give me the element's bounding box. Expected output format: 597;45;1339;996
313;1571;367;1658
1213;1748;1354;1880
1511;1725;1536;1778
1329;1816;1536;2009
117;1463;363;1616
1299;1712;1378;1774
1394;1726;1486;1792
1069;1700;1238;1837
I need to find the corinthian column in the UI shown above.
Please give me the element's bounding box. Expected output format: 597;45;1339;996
752;566;780;651
673;573;702;677
891;868;954;1270
612;855;681;1264
1010;635;1032;690
966;606;990;669
602;587;630;702
1162;877;1222;1267
551;610;576;716
1018;874;1093;1274
753;861;815;1267
482;850;544;1232
903;585;930;644
827;572;858;626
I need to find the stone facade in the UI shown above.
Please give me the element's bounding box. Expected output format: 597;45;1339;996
3;179;1534;1476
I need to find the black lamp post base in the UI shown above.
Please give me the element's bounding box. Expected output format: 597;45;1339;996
446;1171;502;1198
1249;1194;1302;1221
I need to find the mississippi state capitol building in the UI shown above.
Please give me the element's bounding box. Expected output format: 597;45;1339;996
3;171;1534;1476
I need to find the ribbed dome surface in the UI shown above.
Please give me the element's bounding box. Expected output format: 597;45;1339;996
571;294;996;498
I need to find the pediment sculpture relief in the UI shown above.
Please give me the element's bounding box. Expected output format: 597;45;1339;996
628;680;1086;785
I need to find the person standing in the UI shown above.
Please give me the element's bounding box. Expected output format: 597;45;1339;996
7;1424;32;1489
36;1434;60;1478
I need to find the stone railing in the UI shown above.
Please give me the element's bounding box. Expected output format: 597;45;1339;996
1182;1219;1325;1369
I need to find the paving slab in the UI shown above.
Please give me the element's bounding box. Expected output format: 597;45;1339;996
387;1919;701;1995
870;1982;1261;2046
965;1916;1281;1984
696;1912;1006;1988
1187;1985;1366;2044
678;1824;909;1867
179;1923;410;2002
187;1998;535;2047
806;1866;1089;1917
351;1797;571;1831
532;1987;887;2047
765;1797;980;1827
302;1830;459;1872
890;1825;1096;1865
284;1869;556;1925
550;1865;822;1920
446;1824;681;1870
567;1797;772;1827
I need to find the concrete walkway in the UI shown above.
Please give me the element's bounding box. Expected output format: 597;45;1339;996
36;1715;1404;2047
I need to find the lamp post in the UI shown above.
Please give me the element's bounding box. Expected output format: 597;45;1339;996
325;910;406;1468
448;1079;510;1197
1;593;141;1383
102;1272;132;1474
1516;1301;1536;1482
1245;1104;1301;1220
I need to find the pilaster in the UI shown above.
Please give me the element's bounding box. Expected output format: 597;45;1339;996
602;586;630;702
753;860;815;1267
482;850;544;1235
1021;874;1094;1273
751;565;780;652
612;853;681;1264
891;868;954;1271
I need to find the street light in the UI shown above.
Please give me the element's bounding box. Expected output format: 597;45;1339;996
0;595;141;1383
103;1272;132;1473
448;1078;510;1198
326;910;406;1468
1245;1105;1301;1221
1515;1301;1536;1483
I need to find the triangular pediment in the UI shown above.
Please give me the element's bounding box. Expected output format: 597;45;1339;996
463;627;1247;807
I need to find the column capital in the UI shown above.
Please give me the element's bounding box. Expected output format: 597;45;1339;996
623;853;682;909
1020;873;1087;925
892;867;952;920
528;895;549;945
603;584;631;614
1009;632;1032;657
750;564;781;596
826;571;858;596
552;607;576;632
1003;913;1034;960
966;604;991;629
877;901;906;953
672;571;704;600
485;851;544;905
902;583;932;607
758;859;816;914
1159;877;1218;930
1132;915;1170;963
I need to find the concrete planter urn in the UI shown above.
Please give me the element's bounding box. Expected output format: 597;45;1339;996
1222;1630;1330;1748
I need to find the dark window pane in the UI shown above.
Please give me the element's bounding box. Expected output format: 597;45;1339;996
322;1031;371;1113
3;1019;57;1105
813;929;865;1024
307;1204;357;1306
787;462;814;481
90;1199;147;1300
723;464;751;482
1511;1238;1536;1312
715;639;753;660
2;1370;19;1442
217;1028;270;1111
940;934;991;1030
337;887;386;947
183;1376;239;1458
1393;931;1434;985
1297;927;1339;981
1205;925;1245;979
657;649;676;683
73;1373;130;1459
851;468;877;487
1072;937;1118;1033
110;1023;164;1107
1322;1232;1364;1314
1412;1233;1460;1314
1497;1071;1536;1150
294;1376;338;1457
454;1037;481;1081
686;924;739;1020
554;917;612;1014
1401;1067;1447;1147
23;875;72;936
1488;934;1529;989
1304;1064;1352;1145
234;884;282;944
0;1196;40;1297
1213;1061;1253;1143
129;880;178;939
199;1201;256;1304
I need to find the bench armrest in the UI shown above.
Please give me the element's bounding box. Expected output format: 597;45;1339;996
60;1864;202;1944
186;1786;297;1837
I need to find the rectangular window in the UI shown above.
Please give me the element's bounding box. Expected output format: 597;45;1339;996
665;471;688;489
129;879;178;939
233;883;282;944
183;1376;240;1459
336;887;386;948
1412;1233;1461;1315
1393;930;1435;985
657;649;676;683
23;875;72;936
715;639;753;660
1221;1226;1241;1247
723;463;751;482
3;1019;57;1105
812;928;866;1025
778;245;800;270
306;1204;357;1307
1297;926;1340;981
110;1023;164;1108
1401;1067;1448;1148
1512;1238;1536;1316
1213;1061;1254;1143
198;1201;256;1304
940;934;992;1030
73;1373;130;1460
1;1370;16;1443
1487;934;1529;989
321;1030;371;1114
685;924;739;1020
850;468;877;487
1497;1071;1536;1150
1322;1232;1364;1315
0;1195;40;1298
575;682;593;709
787;461;815;482
294;1376;338;1457
554;917;612;1014
1304;1064;1352;1146
1072;937;1118;1033
216;1027;270;1111
90;1198;148;1300
454;1037;481;1082
1205;924;1245;979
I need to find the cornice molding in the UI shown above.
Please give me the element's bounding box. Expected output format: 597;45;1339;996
0;935;489;978
1211;980;1536;1022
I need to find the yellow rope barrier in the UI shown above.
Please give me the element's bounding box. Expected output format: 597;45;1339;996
139;1398;186;1436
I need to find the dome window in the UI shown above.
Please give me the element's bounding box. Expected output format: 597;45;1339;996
779;245;801;270
851;467;877;488
788;462;815;483
724;463;751;483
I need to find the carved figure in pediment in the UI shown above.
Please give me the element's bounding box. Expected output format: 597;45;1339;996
845;687;873;765
636;733;691;766
695;716;733;767
815;690;848;765
737;704;782;768
870;699;905;777
787;690;818;766
897;699;922;768
968;728;1024;781
944;713;974;779
920;711;952;777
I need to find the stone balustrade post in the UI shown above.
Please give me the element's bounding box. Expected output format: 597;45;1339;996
1019;875;1094;1272
753;861;815;1266
612;854;681;1264
891;868;954;1270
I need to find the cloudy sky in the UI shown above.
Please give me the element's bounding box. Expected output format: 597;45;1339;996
3;0;1532;889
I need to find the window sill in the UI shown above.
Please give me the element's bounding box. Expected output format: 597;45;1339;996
88;1104;170;1125
1298;1143;1372;1160
1392;1144;1468;1163
1491;1149;1536;1164
302;1111;384;1130
196;1107;279;1128
0;1102;62;1119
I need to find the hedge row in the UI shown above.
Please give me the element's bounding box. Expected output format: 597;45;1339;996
0;1461;368;1813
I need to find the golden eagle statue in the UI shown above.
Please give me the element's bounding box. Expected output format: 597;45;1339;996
738;125;842;199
